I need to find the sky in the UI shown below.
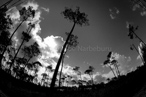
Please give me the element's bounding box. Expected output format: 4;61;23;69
35;0;145;72
1;0;146;84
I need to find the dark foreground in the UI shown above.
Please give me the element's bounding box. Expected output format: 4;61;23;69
1;64;146;97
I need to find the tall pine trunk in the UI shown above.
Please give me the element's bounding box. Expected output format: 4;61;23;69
51;22;76;88
131;29;146;45
58;54;64;88
10;26;32;69
0;19;25;63
10;38;25;69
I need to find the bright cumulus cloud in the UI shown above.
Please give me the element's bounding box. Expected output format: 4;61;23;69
21;1;39;10
44;35;58;49
6;7;20;21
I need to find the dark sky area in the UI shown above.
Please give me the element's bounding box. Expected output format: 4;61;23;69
1;0;146;76
36;0;146;72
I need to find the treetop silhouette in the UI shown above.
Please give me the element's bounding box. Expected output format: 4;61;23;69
61;7;89;26
51;6;89;88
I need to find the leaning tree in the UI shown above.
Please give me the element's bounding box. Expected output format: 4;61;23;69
0;6;35;63
128;0;146;63
103;52;121;77
58;32;79;87
50;7;89;88
10;23;35;70
0;2;13;63
127;24;146;64
103;52;117;78
103;59;117;78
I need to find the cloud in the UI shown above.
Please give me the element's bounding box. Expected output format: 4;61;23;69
82;73;91;81
94;72;106;83
132;3;146;16
140;11;146;16
109;7;120;19
110;14;116;19
6;7;20;21
40;35;64;58
102;71;115;79
112;52;132;75
132;4;140;11
80;72;105;84
62;64;74;75
126;21;132;29
41;7;49;13
137;55;141;60
21;1;39;10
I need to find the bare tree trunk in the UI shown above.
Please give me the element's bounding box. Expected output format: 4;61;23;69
58;54;65;87
132;29;146;45
10;26;32;69
109;65;117;78
51;22;76;88
0;19;25;63
10;38;25;69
